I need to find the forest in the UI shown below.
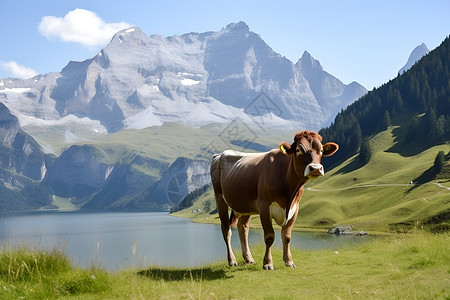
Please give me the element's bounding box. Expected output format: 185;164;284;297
320;36;450;168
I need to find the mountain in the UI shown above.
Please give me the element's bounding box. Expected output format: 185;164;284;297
0;22;366;138
0;102;52;211
134;157;210;210
0;102;47;181
398;43;430;74
0;22;370;212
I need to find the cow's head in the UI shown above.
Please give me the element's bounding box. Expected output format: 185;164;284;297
279;131;338;179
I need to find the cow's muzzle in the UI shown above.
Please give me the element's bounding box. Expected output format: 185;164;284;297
304;163;324;179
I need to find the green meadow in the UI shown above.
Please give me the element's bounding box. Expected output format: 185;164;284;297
0;232;448;299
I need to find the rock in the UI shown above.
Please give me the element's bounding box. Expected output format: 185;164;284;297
327;225;353;235
327;225;367;235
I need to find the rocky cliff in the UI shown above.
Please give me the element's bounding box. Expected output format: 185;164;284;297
135;157;211;210
0;102;51;211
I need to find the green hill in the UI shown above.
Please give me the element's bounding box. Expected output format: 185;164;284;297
172;126;449;233
297;128;449;233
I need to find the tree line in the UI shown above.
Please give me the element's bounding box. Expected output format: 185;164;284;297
319;36;450;168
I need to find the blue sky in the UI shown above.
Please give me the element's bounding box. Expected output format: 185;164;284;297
0;0;449;89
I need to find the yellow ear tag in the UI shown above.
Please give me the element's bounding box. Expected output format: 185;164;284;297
280;145;287;155
325;145;331;152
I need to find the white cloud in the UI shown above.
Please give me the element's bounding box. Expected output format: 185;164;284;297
39;8;132;47
1;61;38;79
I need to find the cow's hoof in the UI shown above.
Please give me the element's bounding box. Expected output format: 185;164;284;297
245;258;256;264
228;261;238;267
285;262;296;268
263;264;274;270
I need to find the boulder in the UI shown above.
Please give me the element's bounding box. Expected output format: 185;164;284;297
328;225;368;235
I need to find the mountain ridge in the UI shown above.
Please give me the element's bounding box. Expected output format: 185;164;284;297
0;22;367;137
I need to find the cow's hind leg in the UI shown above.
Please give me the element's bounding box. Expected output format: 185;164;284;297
211;155;237;267
237;215;255;264
216;194;237;266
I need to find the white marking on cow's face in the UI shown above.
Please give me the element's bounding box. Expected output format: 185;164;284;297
304;163;324;179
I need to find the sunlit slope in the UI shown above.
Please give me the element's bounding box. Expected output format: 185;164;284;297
175;127;449;233
297;127;449;232
57;122;295;164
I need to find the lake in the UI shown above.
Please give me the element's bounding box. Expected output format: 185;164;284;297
0;211;369;271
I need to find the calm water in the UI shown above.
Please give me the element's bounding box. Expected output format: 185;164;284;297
0;212;369;271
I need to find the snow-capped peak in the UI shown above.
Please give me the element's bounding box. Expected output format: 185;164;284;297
109;26;146;45
1;22;367;134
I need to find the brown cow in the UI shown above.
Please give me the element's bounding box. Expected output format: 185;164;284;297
210;131;338;270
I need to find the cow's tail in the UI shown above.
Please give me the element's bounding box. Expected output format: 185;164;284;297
229;210;238;227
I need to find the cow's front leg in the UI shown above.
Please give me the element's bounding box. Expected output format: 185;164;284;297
281;205;299;268
237;215;255;264
260;205;275;270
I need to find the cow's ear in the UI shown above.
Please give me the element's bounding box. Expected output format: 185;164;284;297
322;142;338;156
279;142;293;155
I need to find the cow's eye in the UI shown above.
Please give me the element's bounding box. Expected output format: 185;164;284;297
296;147;303;155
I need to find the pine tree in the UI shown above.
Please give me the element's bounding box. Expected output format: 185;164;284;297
381;110;391;131
433;151;446;174
436;115;446;137
425;107;439;143
354;123;363;150
359;136;371;165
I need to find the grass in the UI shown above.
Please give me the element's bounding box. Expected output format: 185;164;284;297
50;196;78;211
297;128;450;233
0;244;109;298
0;232;448;299
29;122;294;165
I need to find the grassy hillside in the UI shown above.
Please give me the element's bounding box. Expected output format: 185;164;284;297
41;122;295;211
298;127;449;232
173;126;450;233
1;233;448;299
29;122;294;165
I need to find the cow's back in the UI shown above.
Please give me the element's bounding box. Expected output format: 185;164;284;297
212;150;268;214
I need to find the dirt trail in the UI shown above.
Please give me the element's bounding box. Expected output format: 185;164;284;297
307;182;450;192
435;182;450;190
